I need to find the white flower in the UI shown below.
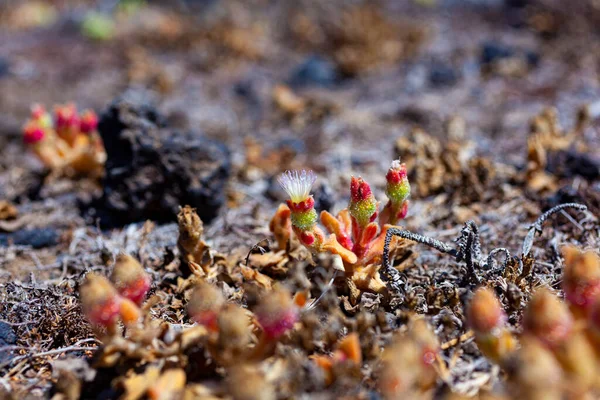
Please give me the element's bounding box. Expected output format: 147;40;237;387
278;170;317;203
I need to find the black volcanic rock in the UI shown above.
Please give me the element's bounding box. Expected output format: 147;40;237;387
92;92;230;228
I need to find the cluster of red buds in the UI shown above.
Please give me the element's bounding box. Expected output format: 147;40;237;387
187;283;298;362
22;103;106;176
80;254;150;335
271;161;410;294
466;245;600;396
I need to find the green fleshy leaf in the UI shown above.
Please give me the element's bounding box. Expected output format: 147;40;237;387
386;180;410;205
291;209;317;231
349;199;377;227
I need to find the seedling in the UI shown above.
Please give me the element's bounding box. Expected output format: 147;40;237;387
254;287;299;341
467;287;516;362
562;245;600;316
187;282;225;332
110;254;151;305
272;161;411;296
377;319;440;399
523;288;596;388
80;272;142;336
22;103;106;176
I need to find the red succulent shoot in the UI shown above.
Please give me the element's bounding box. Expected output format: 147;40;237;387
23;122;45;144
255;288;298;340
80;273;122;327
79;109;99;134
350;176;372;203
54;103;79;129
385;163;407;184
31;104;46;120
187;282;225;332
110;254;151;306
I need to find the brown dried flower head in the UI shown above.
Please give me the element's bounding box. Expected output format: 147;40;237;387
178;205;204;248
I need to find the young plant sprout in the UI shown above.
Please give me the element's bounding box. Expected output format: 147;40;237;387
80;273;122;329
110;254;151;306
277;170;323;249
523;288;596;388
381;160;410;226
503;335;564;400
254;287;299;340
467;287;516;362
562;245;600;317
80;272;142;335
22;103;106;176
187;282;225;332
377;319;440;399
272;161;412;296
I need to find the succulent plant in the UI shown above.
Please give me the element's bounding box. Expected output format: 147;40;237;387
272;161;411;297
467;287;516;362
22;103;106;176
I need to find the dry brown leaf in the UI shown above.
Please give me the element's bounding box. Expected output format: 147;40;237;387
240;265;273;290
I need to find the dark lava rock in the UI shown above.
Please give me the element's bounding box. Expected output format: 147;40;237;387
288;55;339;88
0;321;16;363
0;228;60;248
0;57;9;79
429;63;459;88
0;322;16;345
480;42;539;69
505;0;528;7
547;149;600;180
481;42;514;65
545;182;600;216
312;182;335;212
93;93;230;228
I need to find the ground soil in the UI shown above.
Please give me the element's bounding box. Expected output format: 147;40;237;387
0;0;599;398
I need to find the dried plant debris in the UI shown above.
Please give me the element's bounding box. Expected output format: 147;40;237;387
289;2;425;76
2;140;597;399
395;126;502;203
383;203;588;288
2;1;600;398
526;107;599;192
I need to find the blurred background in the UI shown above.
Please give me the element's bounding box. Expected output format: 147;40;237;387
1;0;600;160
1;0;600;221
